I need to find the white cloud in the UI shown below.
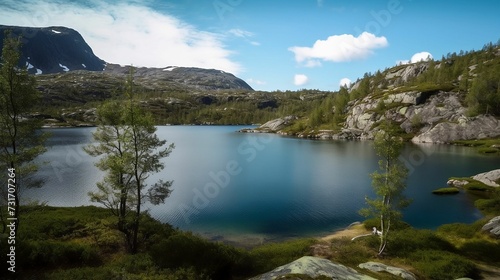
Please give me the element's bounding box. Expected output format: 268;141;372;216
289;32;388;67
228;28;253;38
339;78;352;87
0;0;242;74
304;60;322;68
247;78;266;85
294;74;309;86
410;52;433;63
229;28;260;46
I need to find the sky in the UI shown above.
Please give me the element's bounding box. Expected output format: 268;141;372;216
0;0;499;91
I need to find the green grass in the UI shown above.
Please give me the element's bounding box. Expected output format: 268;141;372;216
432;187;460;194
447;177;494;192
452;138;500;155
475;196;500;215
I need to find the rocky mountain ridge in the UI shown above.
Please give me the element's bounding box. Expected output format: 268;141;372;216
0;24;253;105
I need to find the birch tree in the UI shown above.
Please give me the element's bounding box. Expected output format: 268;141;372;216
360;125;410;256
0;30;47;234
85;71;174;253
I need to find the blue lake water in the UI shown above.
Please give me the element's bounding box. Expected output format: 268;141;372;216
26;126;500;243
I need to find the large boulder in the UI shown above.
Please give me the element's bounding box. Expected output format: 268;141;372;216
471;169;500;187
482;216;500;238
249;256;376;280
359;262;416;280
412;115;500;143
259;116;298;132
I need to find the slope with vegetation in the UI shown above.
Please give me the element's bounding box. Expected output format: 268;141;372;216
249;42;500;147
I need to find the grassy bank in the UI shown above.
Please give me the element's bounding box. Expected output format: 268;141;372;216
1;203;499;279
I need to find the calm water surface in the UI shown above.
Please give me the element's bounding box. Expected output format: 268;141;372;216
26;126;500;243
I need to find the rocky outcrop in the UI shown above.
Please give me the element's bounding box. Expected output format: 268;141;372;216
447;179;469;188
240;116;298;133
471;169;500;187
359;262;416;280
385;63;428;86
249;256;376;280
447;169;500;188
411;115;500;143
482;216;500;238
343;87;500;143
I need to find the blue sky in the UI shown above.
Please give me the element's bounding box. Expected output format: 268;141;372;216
1;0;499;91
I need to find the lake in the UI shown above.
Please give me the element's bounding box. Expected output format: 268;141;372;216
25;126;500;244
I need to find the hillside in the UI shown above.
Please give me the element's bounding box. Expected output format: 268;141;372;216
249;43;500;145
0;25;253;108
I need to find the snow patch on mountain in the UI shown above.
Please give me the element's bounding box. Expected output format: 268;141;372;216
59;63;69;72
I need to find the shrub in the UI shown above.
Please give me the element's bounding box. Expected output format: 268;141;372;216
437;221;484;239
475;197;500;215
464;182;494;192
18;240;102;268
330;237;375;266
459;239;500;263
47;266;206;280
387;229;455;257
149;232;252;279
409;250;477;280
249;238;316;273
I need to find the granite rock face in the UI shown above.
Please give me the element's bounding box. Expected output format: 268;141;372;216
249;256;376;280
482;216;500;238
258;116;298;132
359;262;416;280
471;169;500;187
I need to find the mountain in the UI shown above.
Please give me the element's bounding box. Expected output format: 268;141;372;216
0;25;253;96
0;25;105;74
103;64;253;91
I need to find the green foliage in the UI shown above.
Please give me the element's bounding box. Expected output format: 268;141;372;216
409;250;477;280
388;229;455;257
437;221;485;239
432;187;460;195
150;231;253;279
329;237;375;266
0;29;48;233
459;239;500;263
17;240;102;268
47;256;206;280
360;125;410;255
466;61;500;116
85;70;175;253
249;238;316;273
475;196;500;215
464;181;494;192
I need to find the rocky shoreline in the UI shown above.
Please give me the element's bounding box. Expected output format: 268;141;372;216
239;90;500;144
